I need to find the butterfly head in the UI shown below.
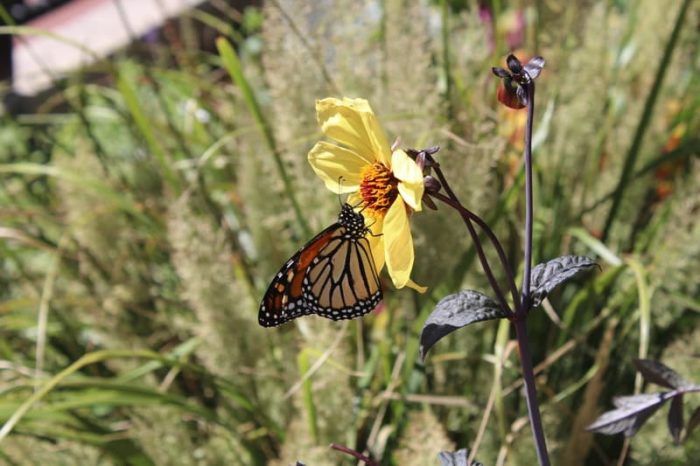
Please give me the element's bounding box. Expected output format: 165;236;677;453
338;203;370;239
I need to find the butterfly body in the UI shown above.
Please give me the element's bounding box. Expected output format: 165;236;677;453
259;204;382;327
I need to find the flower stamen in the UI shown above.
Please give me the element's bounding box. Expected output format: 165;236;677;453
360;162;398;216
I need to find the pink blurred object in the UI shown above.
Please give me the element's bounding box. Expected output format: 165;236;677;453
478;4;526;52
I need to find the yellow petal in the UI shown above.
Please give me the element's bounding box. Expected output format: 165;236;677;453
366;217;385;274
406;278;428;293
383;200;414;289
308;142;368;193
398;181;424;212
392;150;424;211
346;192;363;208
391;149;423;184
316;98;391;165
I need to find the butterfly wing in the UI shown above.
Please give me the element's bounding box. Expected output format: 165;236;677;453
303;233;382;321
258;223;341;327
259;226;382;327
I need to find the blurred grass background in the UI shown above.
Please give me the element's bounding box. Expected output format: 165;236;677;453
0;0;698;465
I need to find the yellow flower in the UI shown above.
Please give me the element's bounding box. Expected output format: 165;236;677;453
308;97;426;291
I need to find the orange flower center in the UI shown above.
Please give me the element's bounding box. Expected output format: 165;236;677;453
360;162;398;216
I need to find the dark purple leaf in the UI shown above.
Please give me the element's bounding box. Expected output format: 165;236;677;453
685;406;700;441
587;392;672;437
612;393;669;410
523;56;545;79
438;448;483;466
529;256;597;307
420;291;508;360
668;395;684;444
492;67;510;78
633;359;691;389
506;54;522;73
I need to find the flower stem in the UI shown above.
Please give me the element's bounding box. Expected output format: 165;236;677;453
519;81;535;318
514;318;550;466
430;191;513;315
429;190;518;315
428;160;520;310
517;80;551;466
330;443;378;466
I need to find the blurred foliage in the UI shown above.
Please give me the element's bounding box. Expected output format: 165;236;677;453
0;0;698;465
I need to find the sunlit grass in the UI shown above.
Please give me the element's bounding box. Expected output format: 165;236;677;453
0;1;698;465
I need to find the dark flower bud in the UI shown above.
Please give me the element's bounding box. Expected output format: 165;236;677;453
492;67;510;79
406;146;441;171
423;146;440;155
506;54;523;74
497;78;526;109
492;54;545;109
424;175;442;193
523;56;545;80
415;151;426;171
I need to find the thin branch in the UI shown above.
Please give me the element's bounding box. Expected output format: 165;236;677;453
330;443;379;466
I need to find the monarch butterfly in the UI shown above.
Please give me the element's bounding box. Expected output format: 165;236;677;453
258;203;382;327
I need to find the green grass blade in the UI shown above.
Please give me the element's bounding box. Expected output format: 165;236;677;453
0;350;124;442
187;9;243;43
625;257;651;392
494;319;510;443
601;0;694;241
116;72;181;191
0;380;221;425
552;363;599;404
0;163;154;227
215;37;310;237
116;337;201;383
569;227;622;266
0;349;253;442
297;349;319;443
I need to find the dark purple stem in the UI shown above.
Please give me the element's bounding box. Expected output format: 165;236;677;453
429;190;517;316
515;318;550;466
330;443;379;466
427;159;520;313
519;80;535;318
517;80;550;466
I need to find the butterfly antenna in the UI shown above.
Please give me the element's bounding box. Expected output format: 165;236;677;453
336;176;346;207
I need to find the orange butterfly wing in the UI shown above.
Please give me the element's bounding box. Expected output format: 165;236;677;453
259;225;338;327
258;204;382;327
